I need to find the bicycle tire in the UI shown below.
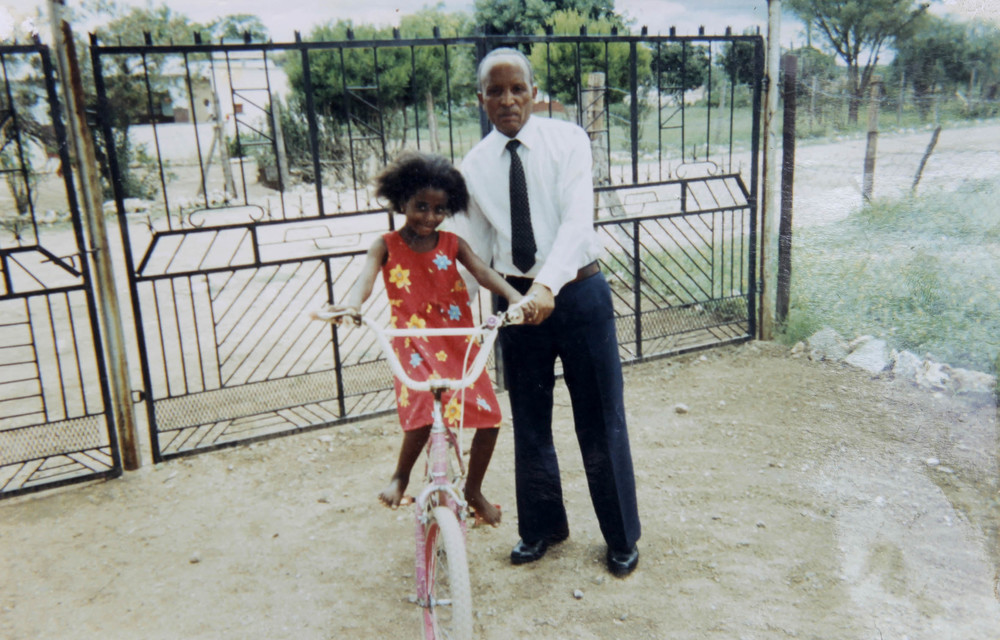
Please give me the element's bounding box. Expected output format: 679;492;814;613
422;506;473;640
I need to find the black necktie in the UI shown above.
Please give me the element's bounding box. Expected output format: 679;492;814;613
506;139;536;273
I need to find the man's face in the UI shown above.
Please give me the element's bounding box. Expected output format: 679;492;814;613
478;62;537;138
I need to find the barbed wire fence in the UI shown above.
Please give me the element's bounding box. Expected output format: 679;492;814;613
779;64;1000;214
774;54;1000;378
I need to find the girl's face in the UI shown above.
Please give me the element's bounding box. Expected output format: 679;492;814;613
402;187;450;236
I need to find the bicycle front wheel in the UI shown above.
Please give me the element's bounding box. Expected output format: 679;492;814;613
422;506;473;640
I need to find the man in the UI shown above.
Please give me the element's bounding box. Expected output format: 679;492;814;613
456;47;641;577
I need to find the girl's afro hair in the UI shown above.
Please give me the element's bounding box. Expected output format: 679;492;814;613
374;151;469;215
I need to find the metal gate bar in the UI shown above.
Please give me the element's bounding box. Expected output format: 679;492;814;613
89;32;763;461
1;44;120;498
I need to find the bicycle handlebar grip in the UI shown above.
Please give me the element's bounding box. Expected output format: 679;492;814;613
312;309;361;326
505;306;525;325
502;293;534;326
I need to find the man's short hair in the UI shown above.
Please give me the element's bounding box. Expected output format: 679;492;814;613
477;47;534;93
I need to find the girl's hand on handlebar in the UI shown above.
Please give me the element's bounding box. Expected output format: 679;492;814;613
503;293;534;325
310;303;360;325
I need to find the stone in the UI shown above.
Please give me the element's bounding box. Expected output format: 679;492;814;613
844;337;889;373
915;360;949;391
890;350;923;383
806;328;848;361
946;366;997;396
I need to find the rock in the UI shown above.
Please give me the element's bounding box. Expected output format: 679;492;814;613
946;366;996;396
844;336;889;373
806;328;848;361
915;360;949;391
847;335;873;351
573;589;584;599
674;403;689;414
890;350;923;383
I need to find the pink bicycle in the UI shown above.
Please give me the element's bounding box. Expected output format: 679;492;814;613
315;297;530;640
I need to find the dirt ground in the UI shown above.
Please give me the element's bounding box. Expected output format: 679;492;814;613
3;122;999;639
2;340;998;639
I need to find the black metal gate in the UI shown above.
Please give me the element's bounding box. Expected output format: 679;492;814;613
0;44;121;497
90;31;762;461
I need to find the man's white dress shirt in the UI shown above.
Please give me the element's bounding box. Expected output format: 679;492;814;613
454;115;602;296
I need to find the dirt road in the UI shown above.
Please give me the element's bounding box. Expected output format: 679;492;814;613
2;341;997;639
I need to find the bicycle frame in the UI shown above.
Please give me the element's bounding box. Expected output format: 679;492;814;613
314;297;530;639
413;386;466;624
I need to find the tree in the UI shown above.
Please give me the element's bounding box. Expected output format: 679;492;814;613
286;21;417;119
785;0;929;123
785;45;838;86
892;14;971;120
397;7;477;151
955;19;1000;114
473;0;616;36
208;14;270;43
649;42;710;100
528;10;649;107
0;55;54;222
86;1;209;197
782;46;838;129
88;0;207;46
280;9;477;176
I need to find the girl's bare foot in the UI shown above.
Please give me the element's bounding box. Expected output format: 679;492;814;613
378;477;407;508
465;492;501;527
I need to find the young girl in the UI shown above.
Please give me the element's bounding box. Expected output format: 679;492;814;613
319;151;526;527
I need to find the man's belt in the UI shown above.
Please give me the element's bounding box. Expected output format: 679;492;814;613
503;260;599;289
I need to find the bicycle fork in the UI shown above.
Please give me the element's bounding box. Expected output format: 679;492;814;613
413;390;467;610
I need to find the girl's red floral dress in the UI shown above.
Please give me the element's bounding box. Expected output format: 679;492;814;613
380;230;503;432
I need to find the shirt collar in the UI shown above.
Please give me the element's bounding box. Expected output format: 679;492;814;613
487;115;541;156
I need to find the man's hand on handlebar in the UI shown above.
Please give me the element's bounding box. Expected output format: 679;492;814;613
523;283;554;325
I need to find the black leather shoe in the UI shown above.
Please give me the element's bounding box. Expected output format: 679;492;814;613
606;544;639;577
510;538;549;565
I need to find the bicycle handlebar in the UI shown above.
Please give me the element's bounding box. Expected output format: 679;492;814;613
313;296;533;393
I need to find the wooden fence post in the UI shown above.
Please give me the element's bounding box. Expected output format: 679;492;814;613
911;125;942;195
272;99;291;191
862;76;881;202
760;0;782;340
776;54;797;326
48;0;141;469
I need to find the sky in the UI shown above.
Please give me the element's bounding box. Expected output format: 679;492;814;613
6;0;998;45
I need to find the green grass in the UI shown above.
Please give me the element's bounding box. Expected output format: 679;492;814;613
780;179;1000;373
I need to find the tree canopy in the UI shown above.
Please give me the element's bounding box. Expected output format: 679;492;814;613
473;0;616;36
785;0;929;121
283;10;477;123
891;13;1000;118
650;42;711;97
89;0;206;45
208;14;270;43
528;10;648;106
